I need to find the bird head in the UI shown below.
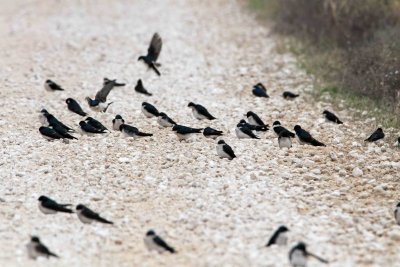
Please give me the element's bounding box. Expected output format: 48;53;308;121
188;102;195;107
78;121;86;127
45;80;51;84
115;115;123;120
273;121;281;126
146;230;156;236
66;98;72;104
377;128;383;132
138;56;145;61
76;204;84;211
217;140;225;145
322;110;329;115
278;225;289;232
296;242;307;251
245;111;254;117
294;125;301;131
31;236;40;242
38;195;47;202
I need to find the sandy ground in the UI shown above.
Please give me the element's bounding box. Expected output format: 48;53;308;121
1;0;400;266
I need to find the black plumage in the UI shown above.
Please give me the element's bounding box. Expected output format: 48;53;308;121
172;125;202;134
272;121;295;137
188;102;216;120
51;122;78;139
323;110;343;124
203;127;223;138
39;126;63;140
119;124;153;137
138;33;162;76
365;128;384;142
45;80;64;91
294;125;326;146
66;98;87;116
79;121;106;134
236;122;260;139
282;91;299;99
86;117;108;132
238;119;268;132
38;196;73;213
135;79;152;96
252;83;269;98
76;204;113;224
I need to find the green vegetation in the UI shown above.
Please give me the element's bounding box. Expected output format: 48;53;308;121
249;0;400;127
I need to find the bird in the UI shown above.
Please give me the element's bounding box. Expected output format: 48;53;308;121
282;91;299;100
157;112;177;127
138;33;162;76
203;127;223;139
40;110;74;132
172;125;202;141
50;122;78;140
245;111;269;129
119;124;153;139
85;117;108;132
235;122;259;139
272;121;295;137
394;137;400;147
365;128;384;142
216;140;236;160
323;110;343;124
266;225;289;246
278;131;293;149
252;83;269;98
38;196;73;214
294;125;325;146
39;126;63;141
112;115;125;131
79;121;106;134
103;77;125;87
44;80;64;91
66;98;87;116
135;79;152;96
142;102;160;118
188;102;216;120
75;204;113;224
289;242;328;267
27;236;58;259
394;202;400;225
85;81;117;112
238;119;268;132
144;230;175;253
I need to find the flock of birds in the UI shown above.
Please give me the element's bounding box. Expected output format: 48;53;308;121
31;32;400;266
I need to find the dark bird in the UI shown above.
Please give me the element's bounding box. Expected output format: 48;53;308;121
138;33;162;76
282;91;299;100
76;204;113;224
50;122;78;140
238;119;268;132
44;80;64;91
294;125;326;146
188;102;216;120
103;77;125;87
27;236;58;259
395;137;400;147
66;98;87;116
112;115;125;131
79;121;106;134
203;127;223;139
119;124;153;139
85;81;116;112
144;230;175;253
157;112;177;127
323;110;343;124
278;131;293;149
289;242;328;267
172;124;202;141
266;225;289;246
86;117;108;132
252;83;269;98
365;128;384;142
39;126;63;141
135;79;152;96
142;102;160;118
235;122;259;139
394;202;400;225
245;111;269;129
38;196;73;214
272;121;295;137
40;110;74;132
216;140;236;160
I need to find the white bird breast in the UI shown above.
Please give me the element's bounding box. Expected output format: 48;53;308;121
191;107;206;120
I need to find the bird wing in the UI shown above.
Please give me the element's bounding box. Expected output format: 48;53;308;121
195;105;215;119
69;100;87;116
266;231;279;246
223;144;235;158
95;82;114;102
81;207;101;220
240;126;259;138
251;113;265;126
144;103;159;116
40;127;63;139
50;82;64;91
147;33;162;62
36;243;58;257
298;129;313;142
153;236;174;252
177;126;202;134
307;252;329;264
82;122;104;133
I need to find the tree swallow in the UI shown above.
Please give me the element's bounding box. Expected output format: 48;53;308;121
39;126;63;141
44;80;64;91
203;127;223;139
278;131;293;149
365;128;384;142
79;121;107;134
172;124;202;141
27;236;58;259
135;79;152;96
85;81;117;112
266;225;289;246
252;83;269;98
144;230;175;253
216;140;236;160
142;102;160;118
294;125;326;146
323;110;343;124
235;122;259;139
245;111;269;129
289;242;328;267
86;117;108;132
66;98;87;116
273;121;295;137
282;91;299;99
119;124;153;138
103;77;125;87
188;102;216;120
40;110;74;132
76;204;113;224
238;119;267;132
157;112;177;127
38;196;73;214
112;115;125;131
395;202;400;225
138;33;162;76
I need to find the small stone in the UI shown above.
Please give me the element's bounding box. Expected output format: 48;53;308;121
352;167;363;177
330;152;337;161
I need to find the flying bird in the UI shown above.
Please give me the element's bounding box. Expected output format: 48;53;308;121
38;196;73;214
66;98;87;116
135;79;152;96
76;204;113;224
144;230;175;253
245;111;269;129
394;202;400;225
272;121;295;137
44;80;64;91
157;112;177;127
289;242;328;267
138;33;162;76
252;83;269;98
266;225;289;246
294;125;325;146
79;121;107;134
216;140;236;160
365;128;384;142
282;91;299;100
85;117;108;132
278;131;293;149
172;124;202;141
27;236;58;259
323;110;343;124
235;122;259;139
119;124;153;139
39;126;63;141
112;115;125;131
203;127;223;139
188;102;216;120
142;102;160;118
85;81;117;112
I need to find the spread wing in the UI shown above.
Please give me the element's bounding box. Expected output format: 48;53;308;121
95;82;114;102
147;33;162;62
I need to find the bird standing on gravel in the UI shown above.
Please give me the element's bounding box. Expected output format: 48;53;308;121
266;225;289;246
188;102;216;120
157;112;177;127
216;140;236;160
273;121;295;137
76;204;113;224
289;242;328;267
27;236;58;259
294;125;325;146
135;79;152;96
144;230;175;253
278;131;293;149
235;122;259;139
282;91;299;100
119;124;153;139
365;128;384;142
39;126;63;141
323;110;343;124
85;81;117;112
142;102;160;118
172;124;202;141
79;121;107;134
138;33;162;76
252;83;269;98
44;80;64;91
86;117;108;132
38;196;73;214
112;115;125;131
66;98;87;116
203;127;223;139
245;111;269;129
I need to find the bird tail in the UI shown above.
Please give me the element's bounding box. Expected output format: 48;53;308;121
308;252;328;264
49;252;59;258
255;125;269;132
137;132;153;137
311;139;326;146
151;64;161;76
337;119;343;124
194;128;203;133
145;92;153;96
166;246;175;253
56;206;74;213
104;102;114;112
98;217;113;224
154;63;161;67
114;82;126;87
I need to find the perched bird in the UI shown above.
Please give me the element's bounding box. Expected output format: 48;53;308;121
394;202;400;225
282;91;299;100
144;230;175;253
119;124;153;139
85;81;116;112
238;119;268;132
188;102;216;120
172;125;202;141
394;137;400;147
40;110;74;132
323;110;343;124
39;126;63;141
38;196;73;214
112;115;125;131
245;111;269;129
235;122;259;139
44;80;64;91
203;127;223;139
138;33;162;76
135;79;152;96
103;77;125;87
289;242;328;267
79;121;106;134
278;131;293;149
66;98;87;116
27;236;58;259
252;83;269;98
216;140;236;160
50;122;78;140
266;225;289;246
157;112;177;127
294;125;325;146
86;117;108;132
75;204;113;224
142;102;160;118
272;121;295;137
365;128;384;142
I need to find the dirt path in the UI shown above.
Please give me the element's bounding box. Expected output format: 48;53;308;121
1;0;400;266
